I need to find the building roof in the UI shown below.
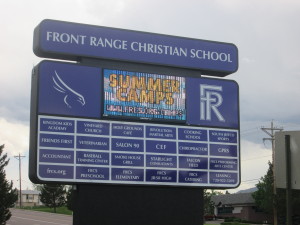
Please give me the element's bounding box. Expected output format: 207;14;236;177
18;190;41;195
211;192;255;206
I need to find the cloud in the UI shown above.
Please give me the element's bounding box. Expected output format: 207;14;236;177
234;139;272;192
1;0;300;126
0;118;31;189
0;118;29;156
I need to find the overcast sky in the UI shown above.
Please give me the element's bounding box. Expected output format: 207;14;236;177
1;0;300;193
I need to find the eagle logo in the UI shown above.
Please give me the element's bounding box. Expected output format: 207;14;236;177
52;71;86;108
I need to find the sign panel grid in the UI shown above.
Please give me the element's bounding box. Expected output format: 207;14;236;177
37;115;239;187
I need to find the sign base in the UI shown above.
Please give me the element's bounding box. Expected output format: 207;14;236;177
73;185;204;225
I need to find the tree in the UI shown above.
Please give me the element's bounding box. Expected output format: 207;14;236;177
0;144;18;225
203;189;223;214
253;161;300;222
32;183;43;191
39;184;66;213
65;186;74;211
252;161;275;214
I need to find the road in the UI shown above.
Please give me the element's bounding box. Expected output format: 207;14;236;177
7;208;72;225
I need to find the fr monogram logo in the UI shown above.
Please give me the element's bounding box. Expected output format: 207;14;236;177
200;84;225;122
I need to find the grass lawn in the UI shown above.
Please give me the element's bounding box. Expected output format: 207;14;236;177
21;206;72;215
204;222;256;225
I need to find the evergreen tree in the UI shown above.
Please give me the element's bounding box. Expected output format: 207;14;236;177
39;184;66;213
0;144;18;225
252;161;275;214
253;161;300;222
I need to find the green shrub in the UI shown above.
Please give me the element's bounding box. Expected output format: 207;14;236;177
22;206;72;215
221;222;242;225
224;217;242;222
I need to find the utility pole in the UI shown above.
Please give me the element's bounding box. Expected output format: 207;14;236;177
14;153;26;208
261;121;283;225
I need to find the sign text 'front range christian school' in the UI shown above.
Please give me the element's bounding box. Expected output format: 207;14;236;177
29;20;240;188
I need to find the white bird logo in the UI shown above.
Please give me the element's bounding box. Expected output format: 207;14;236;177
52;71;86;108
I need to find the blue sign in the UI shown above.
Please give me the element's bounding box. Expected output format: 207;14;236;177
146;140;177;154
39;164;73;179
210;144;237;157
146;126;177;139
34;19;238;77
112;168;144;181
146;155;177;168
76;166;109;180
77;121;109;135
76;136;109;150
209;130;238;143
178;128;208;141
186;77;239;128
179;156;208;169
76;151;109;165
40;118;75;133
111;138;144;152
39;149;74;164
146;170;177;183
210;158;238;171
31;20;240;189
178;142;208;155
210;172;238;185
33;115;240;188
112;153;144;167
31;60;240;188
39;133;74;148
179;171;208;184
111;123;144;137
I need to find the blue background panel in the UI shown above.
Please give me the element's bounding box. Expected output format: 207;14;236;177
38;61;101;118
186;77;239;128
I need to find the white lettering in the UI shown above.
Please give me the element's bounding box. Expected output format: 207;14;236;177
46;31;86;44
200;84;225;122
190;49;232;62
89;36;127;50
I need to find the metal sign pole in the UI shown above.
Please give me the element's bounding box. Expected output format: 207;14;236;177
285;135;292;225
72;184;204;225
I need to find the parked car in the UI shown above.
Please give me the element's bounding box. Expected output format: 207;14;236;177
204;214;216;221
